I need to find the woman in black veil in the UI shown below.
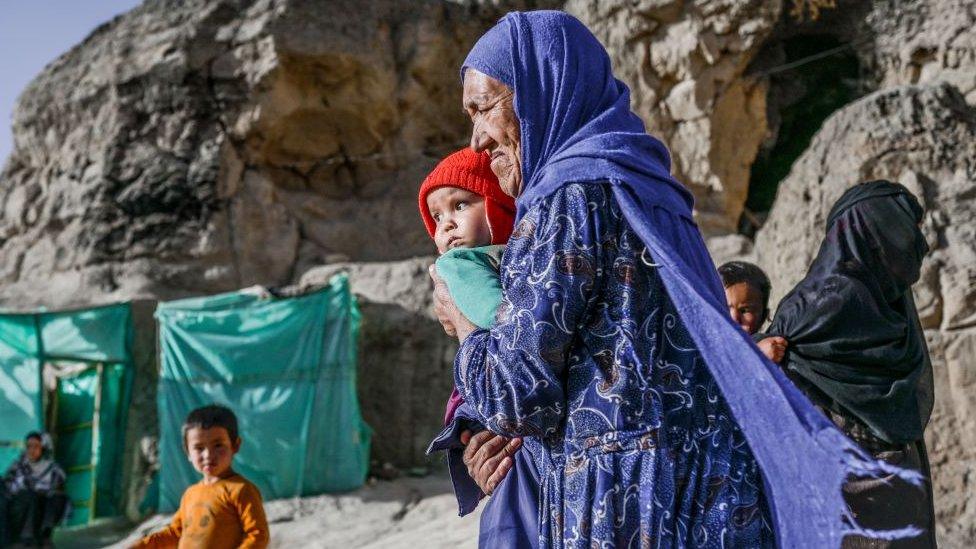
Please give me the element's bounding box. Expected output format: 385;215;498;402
761;180;936;548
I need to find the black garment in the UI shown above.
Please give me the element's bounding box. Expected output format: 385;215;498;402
830;410;936;549
766;180;933;445
4;490;67;547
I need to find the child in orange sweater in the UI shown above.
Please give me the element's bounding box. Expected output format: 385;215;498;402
133;405;269;549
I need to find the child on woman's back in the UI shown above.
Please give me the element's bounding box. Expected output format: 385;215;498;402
719;260;787;363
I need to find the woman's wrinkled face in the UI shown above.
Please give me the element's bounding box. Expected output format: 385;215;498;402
463;69;522;198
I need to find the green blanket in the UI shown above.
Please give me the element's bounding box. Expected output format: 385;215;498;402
435;245;505;329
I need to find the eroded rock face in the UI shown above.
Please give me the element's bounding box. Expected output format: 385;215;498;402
0;0;786;296
754;83;976;546
567;0;780;234
866;0;976;104
0;0;505;306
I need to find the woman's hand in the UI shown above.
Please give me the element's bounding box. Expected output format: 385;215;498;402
430;265;478;342
460;430;521;495
758;336;788;364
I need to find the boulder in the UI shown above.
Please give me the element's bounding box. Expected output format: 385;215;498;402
567;0;781;234
866;0;976;104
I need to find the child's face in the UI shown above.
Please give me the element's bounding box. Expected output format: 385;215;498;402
426;186;493;253
185;426;240;482
725;282;766;335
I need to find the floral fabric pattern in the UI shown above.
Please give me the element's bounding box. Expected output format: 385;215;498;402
455;182;773;548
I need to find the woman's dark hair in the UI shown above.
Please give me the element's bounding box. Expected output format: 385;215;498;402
24;431;43;442
718;261;772;313
182;404;239;448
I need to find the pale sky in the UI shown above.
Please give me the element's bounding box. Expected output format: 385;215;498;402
0;0;143;165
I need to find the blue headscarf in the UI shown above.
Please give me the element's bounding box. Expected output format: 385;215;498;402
463;11;924;548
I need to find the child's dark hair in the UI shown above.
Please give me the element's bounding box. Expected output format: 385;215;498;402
718;261;772;312
182;405;239;448
24;431;42;443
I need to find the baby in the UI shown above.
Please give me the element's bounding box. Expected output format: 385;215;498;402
417;147;516;423
420;148;539;547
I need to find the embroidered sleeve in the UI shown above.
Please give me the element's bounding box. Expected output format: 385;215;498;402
454;185;601;438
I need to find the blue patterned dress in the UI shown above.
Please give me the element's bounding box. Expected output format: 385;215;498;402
454;182;774;548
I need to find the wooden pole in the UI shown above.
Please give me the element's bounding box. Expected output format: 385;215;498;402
89;363;104;522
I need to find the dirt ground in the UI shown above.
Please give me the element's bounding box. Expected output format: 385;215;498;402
53;472;482;549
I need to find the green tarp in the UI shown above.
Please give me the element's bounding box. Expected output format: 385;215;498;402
0;304;134;526
156;275;371;512
54;361;131;525
0;315;40;470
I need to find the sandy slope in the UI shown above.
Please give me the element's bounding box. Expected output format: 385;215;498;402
107;473;482;549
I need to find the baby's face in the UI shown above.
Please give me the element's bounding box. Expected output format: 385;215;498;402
427;186;492;253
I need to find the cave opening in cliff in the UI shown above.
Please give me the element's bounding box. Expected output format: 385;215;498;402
740;32;865;236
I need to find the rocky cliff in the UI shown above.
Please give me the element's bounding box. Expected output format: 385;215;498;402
0;0;503;303
1;0;974;546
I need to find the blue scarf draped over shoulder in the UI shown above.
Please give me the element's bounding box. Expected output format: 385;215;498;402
462;11;923;548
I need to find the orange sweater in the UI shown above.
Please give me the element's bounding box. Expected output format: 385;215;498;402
135;474;269;549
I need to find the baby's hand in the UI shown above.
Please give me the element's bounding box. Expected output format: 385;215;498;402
758;336;787;364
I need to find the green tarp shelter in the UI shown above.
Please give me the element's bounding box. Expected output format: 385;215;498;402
155;275;371;512
0;303;134;526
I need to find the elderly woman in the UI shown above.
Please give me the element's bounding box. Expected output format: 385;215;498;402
761;181;937;548
430;11;924;549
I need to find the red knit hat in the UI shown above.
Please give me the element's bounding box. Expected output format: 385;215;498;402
418;148;516;245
